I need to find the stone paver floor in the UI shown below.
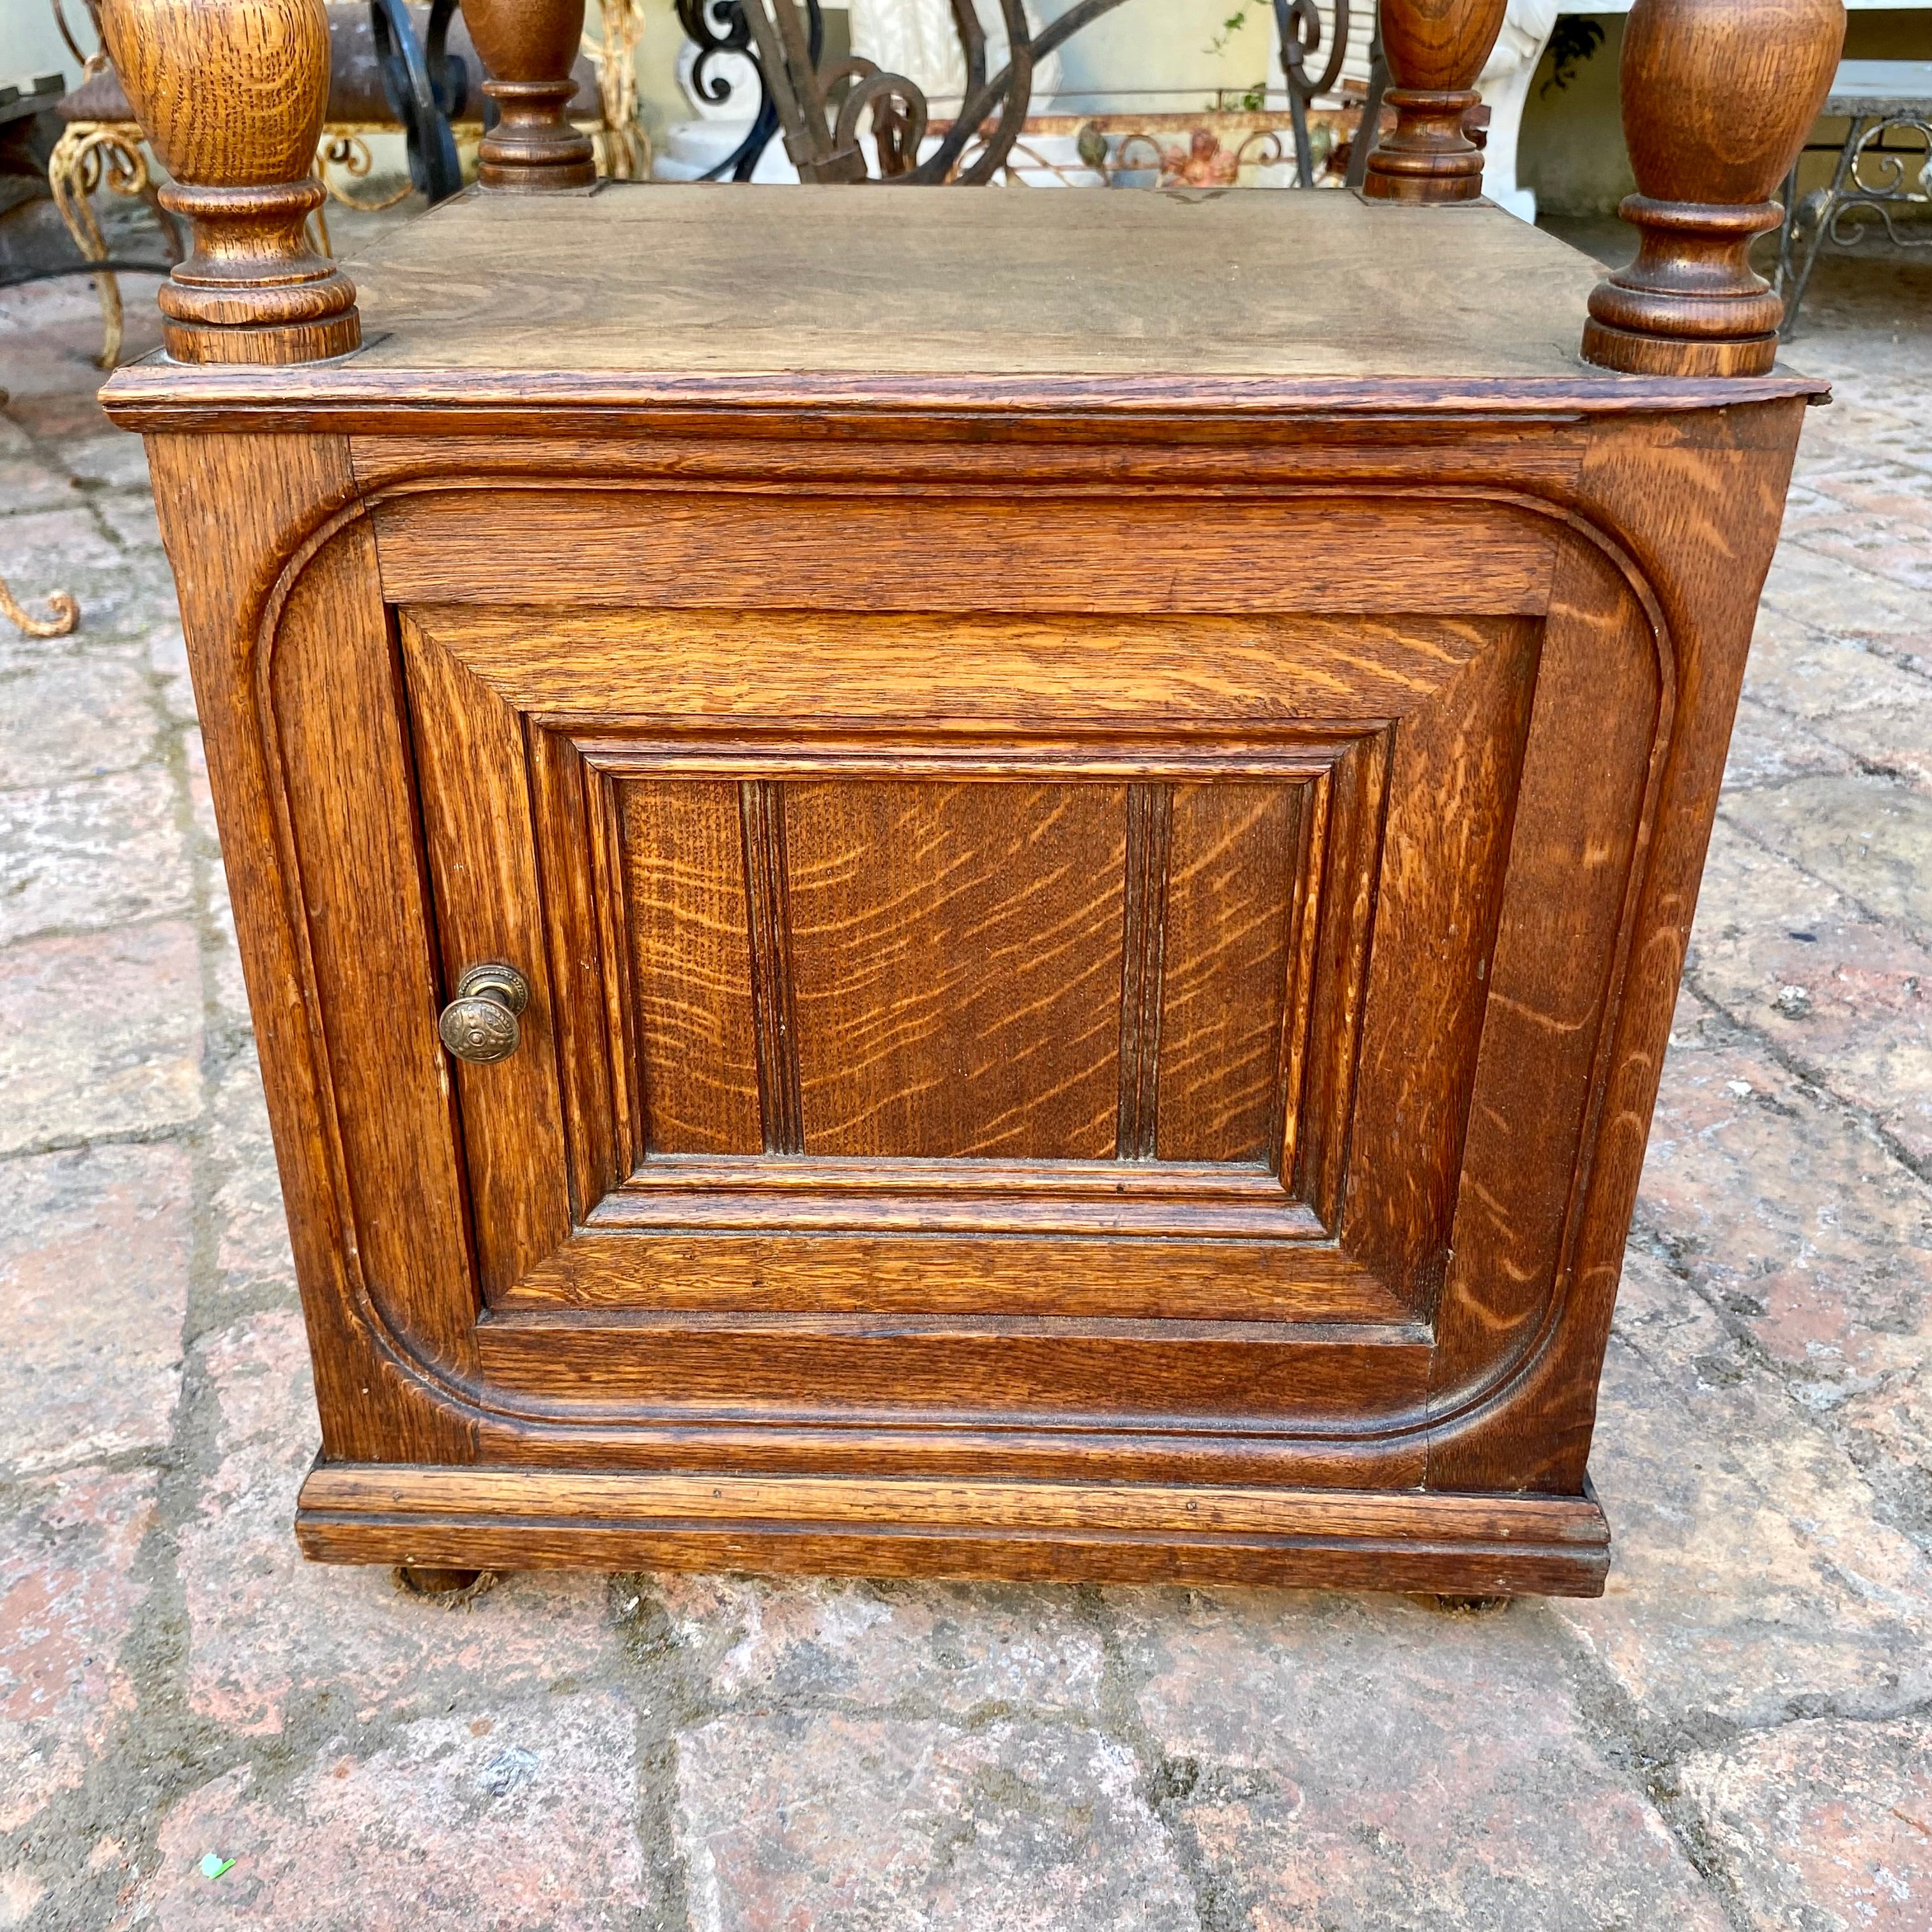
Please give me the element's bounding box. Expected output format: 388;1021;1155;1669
2;232;1929;1932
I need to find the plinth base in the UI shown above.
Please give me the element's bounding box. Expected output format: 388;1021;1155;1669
300;1464;1614;1597
1582;316;1779;378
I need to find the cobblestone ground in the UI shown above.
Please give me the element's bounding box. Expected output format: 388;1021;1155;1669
3;237;1929;1932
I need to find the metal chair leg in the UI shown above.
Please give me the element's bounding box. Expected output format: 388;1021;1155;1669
1776;114;1867;339
1346;34;1388;190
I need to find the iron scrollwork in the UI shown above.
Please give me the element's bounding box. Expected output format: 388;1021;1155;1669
1775;112;1932;334
1271;0;1349;187
368;0;470;204
686;0;1354;187
675;0;811;180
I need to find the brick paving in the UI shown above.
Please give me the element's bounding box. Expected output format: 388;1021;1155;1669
2;238;1928;1932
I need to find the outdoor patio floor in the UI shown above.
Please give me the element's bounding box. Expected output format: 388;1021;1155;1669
3;227;1929;1931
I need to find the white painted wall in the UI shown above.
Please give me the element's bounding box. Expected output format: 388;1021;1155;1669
2;0;87;89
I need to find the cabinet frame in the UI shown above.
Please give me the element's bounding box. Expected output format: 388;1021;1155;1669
125;389;1811;1596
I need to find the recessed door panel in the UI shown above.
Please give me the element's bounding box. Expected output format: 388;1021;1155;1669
785;779;1128;1160
392;604;1581;1338
621;779;763;1156
1156;783;1304;1164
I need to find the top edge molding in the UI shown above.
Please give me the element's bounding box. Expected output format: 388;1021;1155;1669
100;363;1830;436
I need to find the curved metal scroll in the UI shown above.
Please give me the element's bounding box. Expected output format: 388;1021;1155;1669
675;0;816;180
708;0;1354;187
1273;0;1349;187
369;0;468;204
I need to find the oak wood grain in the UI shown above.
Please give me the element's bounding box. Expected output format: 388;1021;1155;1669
1582;0;1846;375
592;1158;1319;1238
620;780;763;1156
267;525;482;1375
406;607;1513;729
1426;533;1661;1419
784;781;1128;1160
295;1462;1609;1595
503;1228;1406;1322
1340;618;1543;1310
399;616;572;1303
1363;0;1508;203
340;188;1604;380
1428;399;1813;1491
103;367;1830;438
740;779;806;1156
1156;785;1303;1165
526;730;622;1218
122;180;1816;1597
463;0;597;191
369;491;1563;616
145;433;473;1466
96;0;360;362
1292;735;1392;1227
471;1308;1432;1423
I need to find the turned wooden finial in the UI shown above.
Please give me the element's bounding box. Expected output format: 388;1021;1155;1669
1361;0;1509;202
1582;0;1844;376
95;0;359;364
463;0;597;190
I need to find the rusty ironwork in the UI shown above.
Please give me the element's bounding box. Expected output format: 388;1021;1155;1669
1775;71;1932;338
687;0;1361;188
0;576;80;640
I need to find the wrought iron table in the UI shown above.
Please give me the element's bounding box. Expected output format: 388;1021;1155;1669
1775;58;1932;332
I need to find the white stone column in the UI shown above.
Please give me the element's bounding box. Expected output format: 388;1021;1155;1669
1478;0;1562;221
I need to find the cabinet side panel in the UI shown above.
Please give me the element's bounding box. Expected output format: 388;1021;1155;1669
269;527;483;1377
1429;401;1812;1491
1429;540;1659;1414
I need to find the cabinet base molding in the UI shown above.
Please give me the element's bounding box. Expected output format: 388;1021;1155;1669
296;1464;1611;1597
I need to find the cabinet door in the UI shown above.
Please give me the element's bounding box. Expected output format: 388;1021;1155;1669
374;594;1591;1446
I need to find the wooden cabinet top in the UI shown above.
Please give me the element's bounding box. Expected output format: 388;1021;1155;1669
101;185;1826;433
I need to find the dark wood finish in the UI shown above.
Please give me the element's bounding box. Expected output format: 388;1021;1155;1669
108;179;1820;1596
94;0;360;364
1582;0;1846;376
461;0;597;191
1361;0;1508;203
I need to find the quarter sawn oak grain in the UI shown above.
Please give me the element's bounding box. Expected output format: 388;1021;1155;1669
109;173;1819;1597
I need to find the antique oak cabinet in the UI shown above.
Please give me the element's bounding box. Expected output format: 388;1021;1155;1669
99;0;1844;1597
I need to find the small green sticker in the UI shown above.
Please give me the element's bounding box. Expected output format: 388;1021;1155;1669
199;1853;235;1880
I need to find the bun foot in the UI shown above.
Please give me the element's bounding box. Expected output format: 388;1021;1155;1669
395;1565;498;1603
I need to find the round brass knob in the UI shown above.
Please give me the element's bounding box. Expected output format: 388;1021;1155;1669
438;962;530;1066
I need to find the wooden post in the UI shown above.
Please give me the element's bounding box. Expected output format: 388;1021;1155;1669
1361;0;1508;202
462;0;598;190
1581;0;1845;376
94;0;359;364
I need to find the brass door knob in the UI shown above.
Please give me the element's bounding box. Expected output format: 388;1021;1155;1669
438;962;530;1065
